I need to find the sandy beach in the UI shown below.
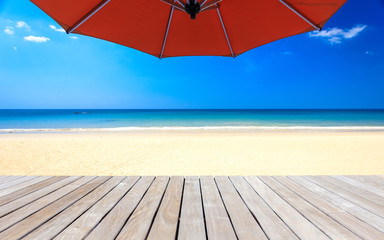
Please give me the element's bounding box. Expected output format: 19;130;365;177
1;130;383;176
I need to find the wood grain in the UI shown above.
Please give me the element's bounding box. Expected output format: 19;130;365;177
230;176;299;240
200;176;237;240
178;176;206;240
0;176;38;191
54;176;139;240
0;176;81;218
147;176;183;240
116;176;169;239
0;176;94;232
284;176;384;240
0;175;382;240
85;176;154;240
289;176;384;234
0;176;109;239
262;176;359;240
24;177;125;239
306;176;384;218
0;176;67;206
215;176;268;240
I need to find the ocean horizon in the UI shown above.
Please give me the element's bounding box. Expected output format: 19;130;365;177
1;109;384;130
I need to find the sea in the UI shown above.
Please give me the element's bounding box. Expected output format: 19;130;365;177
1;109;384;131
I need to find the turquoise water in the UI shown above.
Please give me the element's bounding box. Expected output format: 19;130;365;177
1;109;384;129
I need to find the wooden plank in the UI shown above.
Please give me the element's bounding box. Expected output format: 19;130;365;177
0;176;32;188
0;176;24;186
347;175;384;189
230;176;298;240
373;175;384;182
178;176;206;240
246;176;329;240
0;176;110;239
0;176;52;198
200;176;237;240
0;175;381;240
0;176;67;206
0;176;81;218
23;176;125;239
261;176;360;240
215;176;268;240
147;176;183;240
85;176;154;240
0;176;11;181
306;176;384;218
0;176;21;185
116;176;169;239
280;176;384;240
290;176;384;234
331;175;384;200
54;176;139;240
0;176;38;191
0;176;95;232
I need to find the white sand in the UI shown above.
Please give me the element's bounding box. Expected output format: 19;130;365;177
0;131;383;176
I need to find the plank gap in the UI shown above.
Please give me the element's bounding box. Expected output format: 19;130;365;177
15;176;111;239
258;177;333;239
213;177;239;240
199;178;209;240
174;177;185;240
303;176;384;219
113;176;156;239
0;176;94;233
49;176;128;239
228;176;269;239
82;176;142;239
144;177;171;239
284;176;381;240
242;176;301;240
0;176;81;218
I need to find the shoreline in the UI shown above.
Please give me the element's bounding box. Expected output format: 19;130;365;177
2;126;384;133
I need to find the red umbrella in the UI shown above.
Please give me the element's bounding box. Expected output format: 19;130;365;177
30;0;347;58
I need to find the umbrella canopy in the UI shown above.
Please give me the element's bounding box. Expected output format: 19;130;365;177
30;0;347;58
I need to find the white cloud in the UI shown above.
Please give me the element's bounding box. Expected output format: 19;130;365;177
49;25;65;33
309;25;367;44
13;47;17;51
310;28;343;38
4;26;15;35
329;36;342;44
343;25;367;39
24;36;50;43
70;36;78;39
16;21;30;30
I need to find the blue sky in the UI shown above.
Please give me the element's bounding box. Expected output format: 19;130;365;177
0;0;383;109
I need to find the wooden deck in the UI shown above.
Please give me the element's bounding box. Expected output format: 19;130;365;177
0;176;383;239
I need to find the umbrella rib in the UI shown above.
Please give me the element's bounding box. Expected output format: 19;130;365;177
176;0;186;6
200;0;208;7
175;0;186;7
279;0;320;30
67;0;111;34
160;5;175;59
216;5;234;58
